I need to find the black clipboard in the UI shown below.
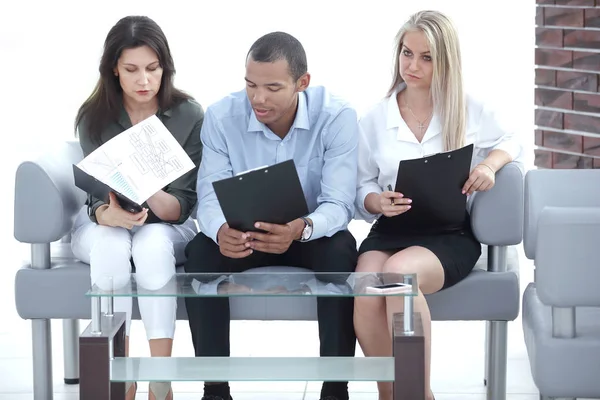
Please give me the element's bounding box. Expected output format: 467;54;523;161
212;160;310;232
72;164;144;213
382;144;474;233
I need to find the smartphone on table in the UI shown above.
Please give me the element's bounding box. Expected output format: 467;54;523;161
366;282;412;295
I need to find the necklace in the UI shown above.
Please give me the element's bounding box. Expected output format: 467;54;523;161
404;97;433;136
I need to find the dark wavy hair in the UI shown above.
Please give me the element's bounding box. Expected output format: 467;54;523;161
74;16;191;143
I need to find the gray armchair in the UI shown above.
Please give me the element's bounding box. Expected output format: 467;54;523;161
523;169;600;399
426;159;524;400
14;141;524;400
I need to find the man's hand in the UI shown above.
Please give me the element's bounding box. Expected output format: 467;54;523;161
217;223;253;259
462;163;496;195
96;192;148;229
246;219;305;254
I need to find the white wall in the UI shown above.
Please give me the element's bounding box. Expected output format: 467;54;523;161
1;0;535;166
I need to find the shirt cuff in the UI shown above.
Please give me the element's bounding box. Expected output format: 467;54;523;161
191;275;230;295
356;184;382;223
88;198;106;224
170;194;191;225
204;215;227;244
303;278;352;295
306;211;328;241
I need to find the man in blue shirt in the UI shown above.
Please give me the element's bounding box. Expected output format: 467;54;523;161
184;31;359;400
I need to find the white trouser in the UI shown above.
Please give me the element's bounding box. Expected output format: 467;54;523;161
71;207;197;340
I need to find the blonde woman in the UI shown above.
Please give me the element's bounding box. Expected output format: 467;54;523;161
354;10;521;400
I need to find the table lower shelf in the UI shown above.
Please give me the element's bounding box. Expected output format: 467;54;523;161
110;356;395;382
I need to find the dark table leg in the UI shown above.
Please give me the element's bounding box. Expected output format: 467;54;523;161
393;311;425;400
80;312;127;400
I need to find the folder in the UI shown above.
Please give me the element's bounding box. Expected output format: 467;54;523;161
73;164;144;213
212;160;310;232
383;144;474;233
72;115;195;215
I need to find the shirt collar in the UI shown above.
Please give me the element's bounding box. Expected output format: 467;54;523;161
386;82;406;130
247;91;310;133
386;82;441;142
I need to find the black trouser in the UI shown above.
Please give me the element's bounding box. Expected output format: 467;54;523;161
184;230;358;395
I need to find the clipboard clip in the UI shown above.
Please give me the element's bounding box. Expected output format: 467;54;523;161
236;165;269;176
432;151;453;159
422;152;454;163
423;152;452;164
236;165;269;180
435;151;452;158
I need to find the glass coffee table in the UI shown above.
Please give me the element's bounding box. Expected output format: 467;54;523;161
79;271;424;400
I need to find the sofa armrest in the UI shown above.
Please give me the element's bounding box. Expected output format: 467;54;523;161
524;169;600;260
536;206;600;308
14;141;85;243
469;161;524;246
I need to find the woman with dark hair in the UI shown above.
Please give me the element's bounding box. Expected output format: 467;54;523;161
71;15;204;400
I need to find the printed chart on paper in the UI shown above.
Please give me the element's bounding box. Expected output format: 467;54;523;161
77;115;194;204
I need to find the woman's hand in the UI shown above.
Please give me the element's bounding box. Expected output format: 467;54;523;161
379;190;412;217
96;192;148;229
462;163;496;195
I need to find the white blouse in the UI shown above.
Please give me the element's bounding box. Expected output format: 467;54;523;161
356;83;522;223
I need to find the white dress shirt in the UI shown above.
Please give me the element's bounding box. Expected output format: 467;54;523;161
356;83;522;223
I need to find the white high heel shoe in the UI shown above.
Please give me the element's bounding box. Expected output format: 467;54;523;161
125;382;137;399
149;381;172;400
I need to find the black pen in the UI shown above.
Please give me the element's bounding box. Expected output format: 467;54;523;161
387;184;394;205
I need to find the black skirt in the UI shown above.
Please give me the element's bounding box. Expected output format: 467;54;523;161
358;214;481;289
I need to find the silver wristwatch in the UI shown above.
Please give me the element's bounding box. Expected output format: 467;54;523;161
299;217;313;242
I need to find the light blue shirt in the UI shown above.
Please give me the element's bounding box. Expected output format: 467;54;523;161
196;86;359;243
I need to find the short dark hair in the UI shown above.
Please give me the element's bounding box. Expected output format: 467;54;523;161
247;32;307;80
75;16;191;143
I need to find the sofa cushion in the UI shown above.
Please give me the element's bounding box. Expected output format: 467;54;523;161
426;246;520;321
15;247;519;322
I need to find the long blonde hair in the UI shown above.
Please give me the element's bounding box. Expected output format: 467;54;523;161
388;10;466;151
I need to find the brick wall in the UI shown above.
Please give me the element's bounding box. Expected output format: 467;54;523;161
535;0;600;168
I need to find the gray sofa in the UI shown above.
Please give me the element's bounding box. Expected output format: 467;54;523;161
523;169;600;399
13;140;524;400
